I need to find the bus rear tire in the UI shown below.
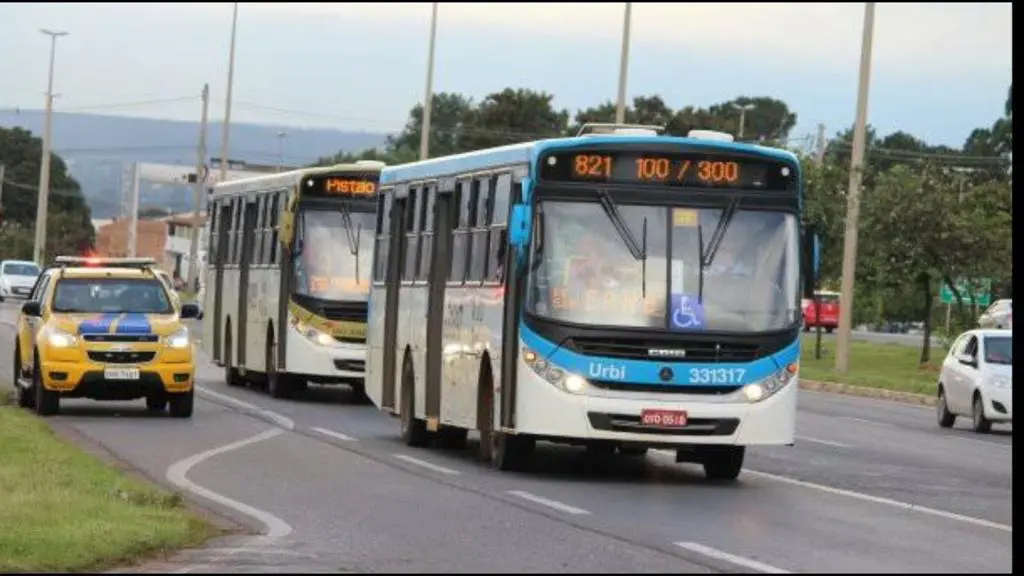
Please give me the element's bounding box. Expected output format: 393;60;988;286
224;328;243;388
701;445;745;481
400;356;430;447
266;336;293;399
491;432;534;471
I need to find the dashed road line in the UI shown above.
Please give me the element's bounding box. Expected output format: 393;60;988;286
392;453;461;475
507;490;590;515
675;542;791;574
311;426;358;442
795;435;849;448
196;385;295;431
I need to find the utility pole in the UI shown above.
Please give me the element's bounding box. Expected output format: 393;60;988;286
731;102;756;140
835;2;876;373
219;2;239;182
33;28;68;265
187;84;210;290
127;163;140;257
0;164;6;209
276;131;286;172
614;2;632;125
419;2;438;161
814;123;828;163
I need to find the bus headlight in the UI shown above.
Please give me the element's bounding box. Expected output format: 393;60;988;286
522;346;587;395
295;320;334;347
48;329;78;349
164;327;190;349
742;363;798;403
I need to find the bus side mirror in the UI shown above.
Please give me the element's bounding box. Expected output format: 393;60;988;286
801;224;820;298
813;232;821;278
509;204;530;250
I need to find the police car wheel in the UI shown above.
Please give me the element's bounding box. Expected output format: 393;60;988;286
169;389;194;418
33;356;59;416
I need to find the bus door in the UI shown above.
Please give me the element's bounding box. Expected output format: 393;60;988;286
236;199;258;368
380;192;407;410
212;200;233;363
424;184;452;424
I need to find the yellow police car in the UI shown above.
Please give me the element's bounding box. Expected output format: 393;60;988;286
11;256;200;418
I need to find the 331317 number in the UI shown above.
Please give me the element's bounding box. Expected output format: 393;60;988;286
688;367;746;385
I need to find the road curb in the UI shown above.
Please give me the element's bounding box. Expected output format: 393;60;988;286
800;379;937;407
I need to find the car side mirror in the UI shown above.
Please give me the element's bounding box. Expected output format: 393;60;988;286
21;301;42;317
957;353;977;368
180;303;201;320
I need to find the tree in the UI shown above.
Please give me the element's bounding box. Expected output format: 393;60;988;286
459;88;569;151
568;95;675;135
667;97;797;143
311;146;416;168
0;126;95;261
385;92;476;159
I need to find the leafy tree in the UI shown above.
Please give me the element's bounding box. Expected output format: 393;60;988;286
459;88;569;151
0;126;95;261
386;92;476;159
311;146;416;168
568;95;675;135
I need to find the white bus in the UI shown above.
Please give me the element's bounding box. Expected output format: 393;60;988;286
201;162;384;399
366;125;820;479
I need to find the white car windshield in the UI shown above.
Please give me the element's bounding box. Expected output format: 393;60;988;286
2;263;40;276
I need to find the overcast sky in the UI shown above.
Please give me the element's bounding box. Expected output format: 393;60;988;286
0;2;1012;150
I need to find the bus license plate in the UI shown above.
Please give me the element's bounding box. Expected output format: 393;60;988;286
641;409;687;427
104;367;140;380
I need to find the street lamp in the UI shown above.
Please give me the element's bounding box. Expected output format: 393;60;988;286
730;102;756;140
835;1;877;373
615;2;632;124
33;28;68;265
419;2;439;161
219;2;239;182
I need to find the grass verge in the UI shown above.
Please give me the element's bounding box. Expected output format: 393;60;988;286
799;335;946;395
0;403;215;572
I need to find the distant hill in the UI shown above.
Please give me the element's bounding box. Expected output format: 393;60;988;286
0;110;390;218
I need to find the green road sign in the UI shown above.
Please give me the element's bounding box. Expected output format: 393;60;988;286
939;278;992;306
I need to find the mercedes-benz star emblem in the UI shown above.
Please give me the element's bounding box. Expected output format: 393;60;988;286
659;367;674;382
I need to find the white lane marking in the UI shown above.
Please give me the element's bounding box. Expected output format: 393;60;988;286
166;428;294;546
507;490;591;515
196;385;295;431
393;453;460;475
199;547;317;558
743;469;1012;533
795;435;849;448
840;416;890;426
675;542;791;574
839;415;1010;449
311;426;358;442
650;450;1011;533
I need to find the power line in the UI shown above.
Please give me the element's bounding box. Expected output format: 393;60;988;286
57;96;199;113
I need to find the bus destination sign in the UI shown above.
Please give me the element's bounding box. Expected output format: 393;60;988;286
539;150;796;191
304;173;379;198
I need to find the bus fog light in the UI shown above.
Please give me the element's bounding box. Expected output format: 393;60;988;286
743;363;797;403
522;345;587;395
742;384;765;402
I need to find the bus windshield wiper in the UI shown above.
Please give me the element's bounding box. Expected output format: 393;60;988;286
596;189;646;261
701;198;740;268
696;223;705;303
338;204;363;284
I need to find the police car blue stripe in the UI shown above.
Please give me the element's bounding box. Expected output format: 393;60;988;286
78;313;119;335
115;313;152;334
518;322;799;387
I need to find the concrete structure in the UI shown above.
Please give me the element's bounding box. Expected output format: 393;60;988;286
94;218;168;263
163;211;208;285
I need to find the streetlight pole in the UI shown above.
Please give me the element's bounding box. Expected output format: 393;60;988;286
419;2;438;161
276;131;286;172
33;28;68;265
614;2;632;125
730;102;756;140
835;1;877;373
219;2;239;182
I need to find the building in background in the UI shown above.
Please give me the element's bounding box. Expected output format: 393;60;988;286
163;211;207;283
94;218;168;263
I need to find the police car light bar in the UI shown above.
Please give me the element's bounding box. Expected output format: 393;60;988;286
54;256;157;268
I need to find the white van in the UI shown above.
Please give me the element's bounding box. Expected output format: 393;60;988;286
0;260;41;302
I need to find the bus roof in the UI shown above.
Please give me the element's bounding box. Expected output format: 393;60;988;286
210;162;385;198
380;134;800;185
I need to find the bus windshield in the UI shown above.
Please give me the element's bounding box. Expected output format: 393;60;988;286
525;199;801;333
292;207;375;302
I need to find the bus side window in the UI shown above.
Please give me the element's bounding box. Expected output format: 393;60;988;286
449;180;472;284
403;188;420;282
207;199;219;266
254;194;266;266
227;199;239;266
373;192;392;283
418;185;436;282
262;192;274;266
269;191;282;265
486;173;512;282
468;176;491;284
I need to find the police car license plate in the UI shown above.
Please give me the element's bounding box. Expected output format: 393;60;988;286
104;367;140;380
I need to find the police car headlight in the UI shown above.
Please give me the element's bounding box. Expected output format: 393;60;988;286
742;363;798;403
522;345;587;395
165;327;190;349
988;375;1012;389
296;320;334;347
48;329;78;349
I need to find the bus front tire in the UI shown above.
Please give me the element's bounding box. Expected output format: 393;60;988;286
266;337;293;399
400;358;430;447
701;445;745;481
491;432;534;471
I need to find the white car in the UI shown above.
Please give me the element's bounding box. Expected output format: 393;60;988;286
937;328;1012;433
0;260;41;302
978;299;1012;330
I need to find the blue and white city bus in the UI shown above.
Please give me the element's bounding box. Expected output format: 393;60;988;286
365;124;819;479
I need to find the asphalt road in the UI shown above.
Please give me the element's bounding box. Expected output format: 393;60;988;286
0;300;1012;573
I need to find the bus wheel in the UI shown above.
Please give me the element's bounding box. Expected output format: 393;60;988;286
491;432;534;472
701;445;745;481
400;356;430;447
224;328;243;388
436;427;468;450
618;445;648;457
266;335;292;399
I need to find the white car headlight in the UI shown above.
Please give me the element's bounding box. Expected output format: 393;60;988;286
48;329;78;349
164;327;190;349
988;375;1012;389
295;320;335;347
521;345;588;395
741;363;798;403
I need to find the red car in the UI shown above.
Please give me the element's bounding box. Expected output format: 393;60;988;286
803;290;840;333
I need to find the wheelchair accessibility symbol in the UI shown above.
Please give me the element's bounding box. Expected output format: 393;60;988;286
670;294;705;331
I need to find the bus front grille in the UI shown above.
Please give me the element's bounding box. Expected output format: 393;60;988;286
568;337;761;363
321;303;368;323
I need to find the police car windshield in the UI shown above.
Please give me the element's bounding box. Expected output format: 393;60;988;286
52;278;174;315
